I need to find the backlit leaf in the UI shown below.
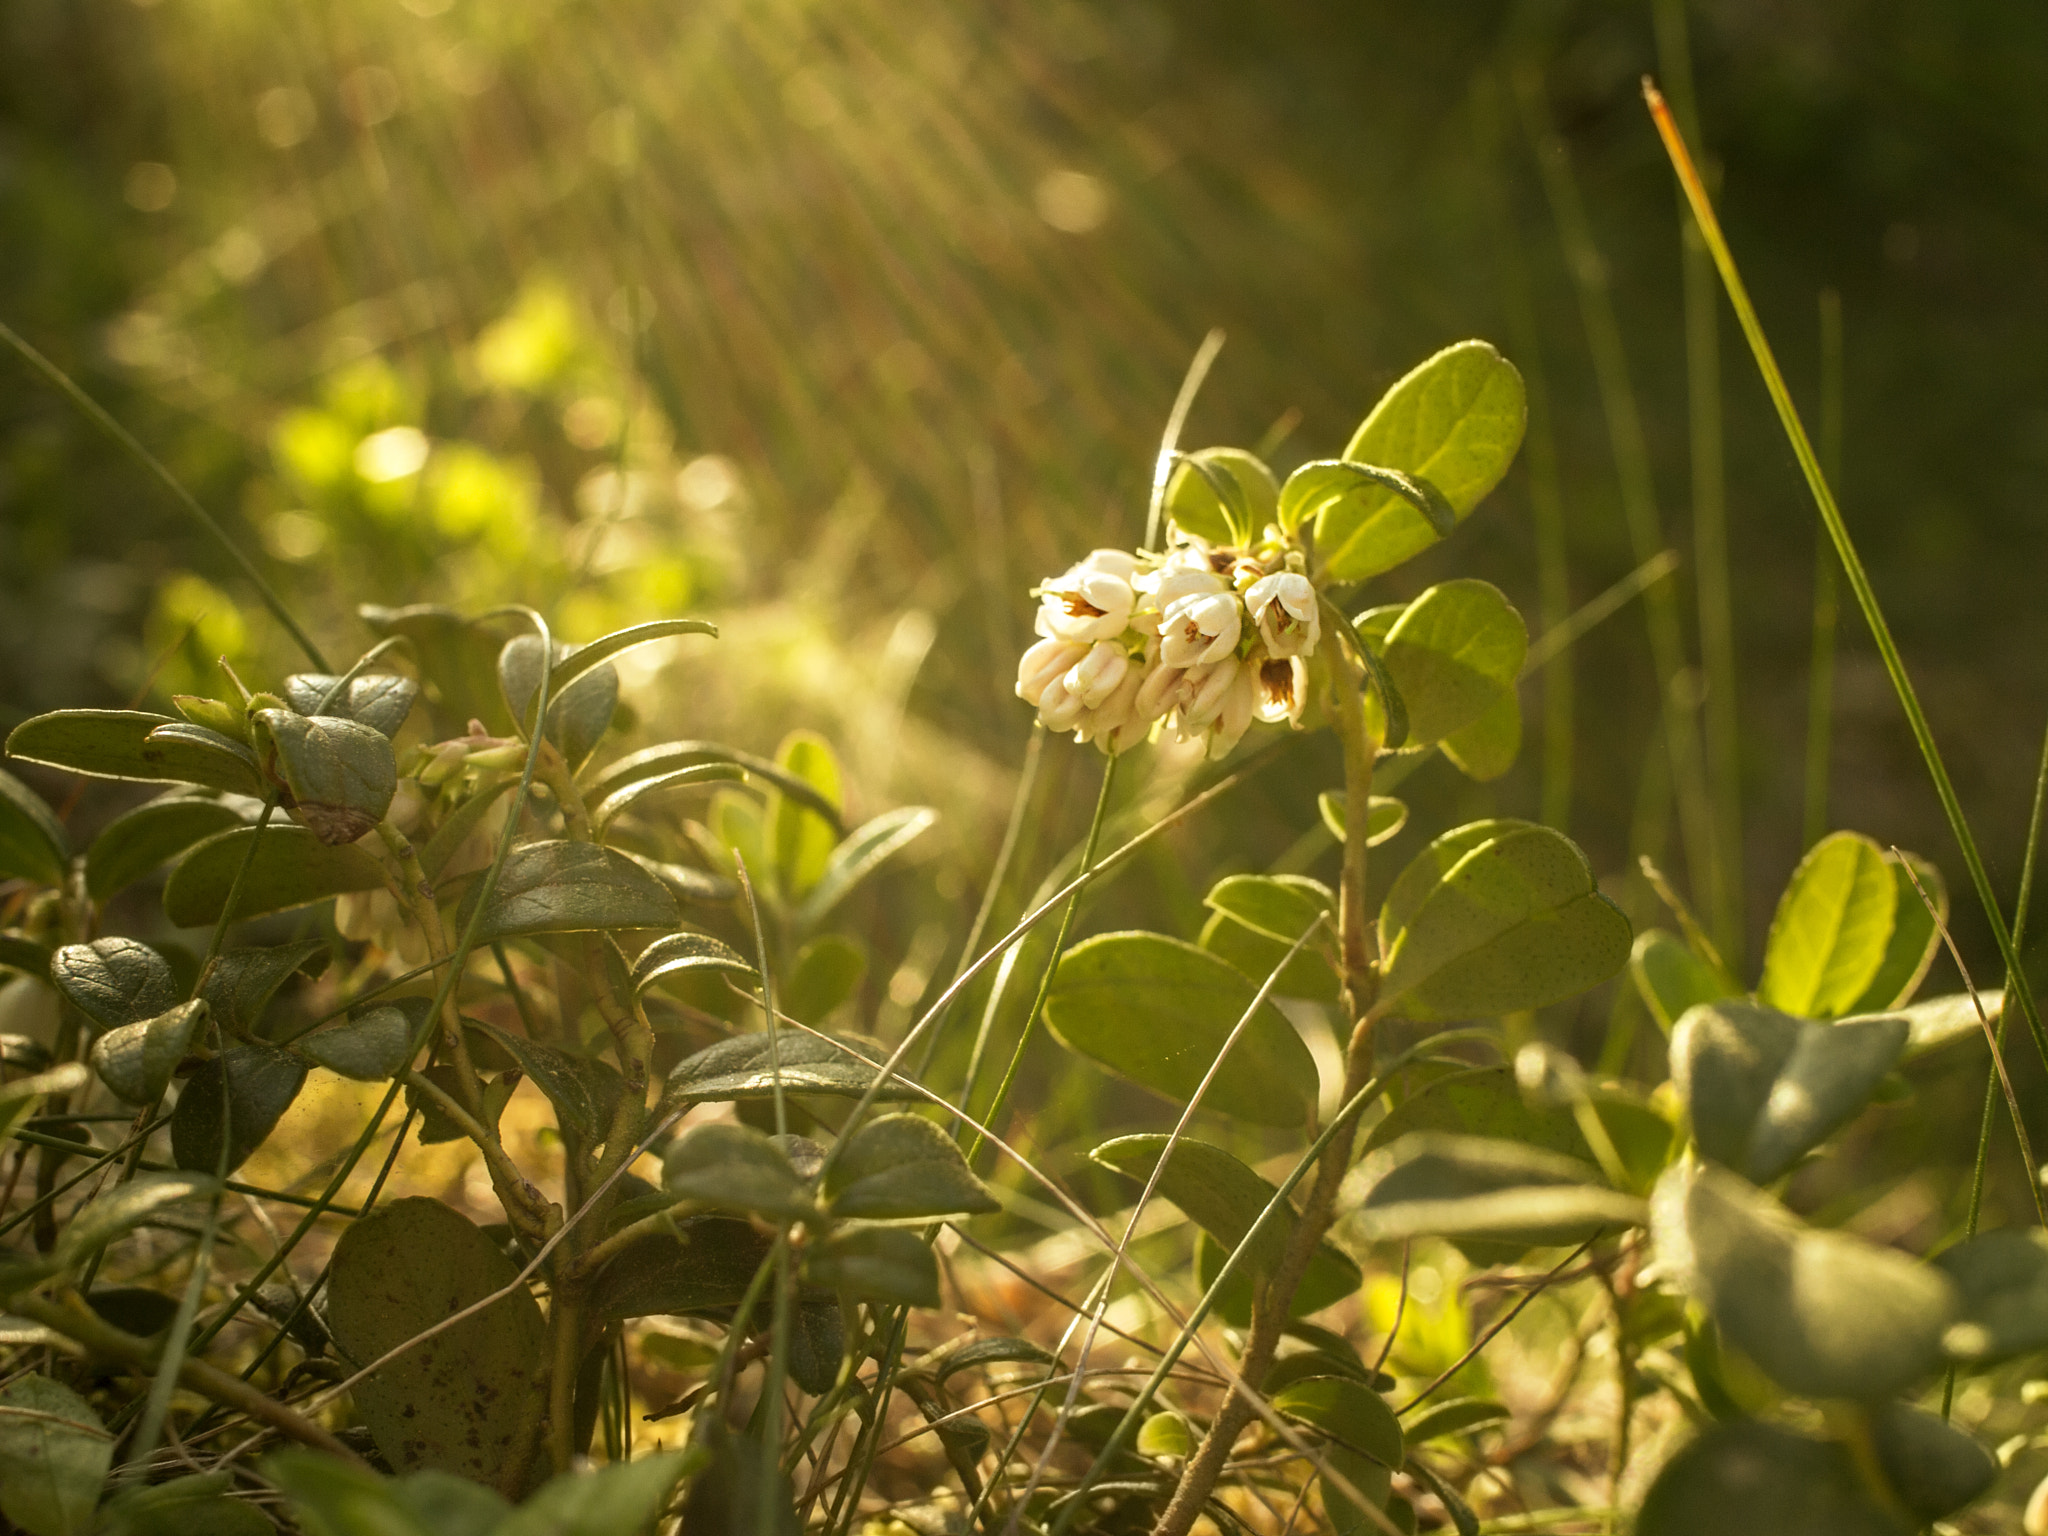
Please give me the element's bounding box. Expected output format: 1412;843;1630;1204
785;934;868;1020
1166;446;1278;545
1364;580;1527;747
1044;931;1320;1127
1441;688;1521;782
1846;851;1944;1014
630;929;758;997
589;741;843;832
1273;1374;1403;1522
1317;791;1408;846
593;762;745;832
794;806;937;929
769;731;842;902
1758;832;1897;1019
1630;928;1736;1034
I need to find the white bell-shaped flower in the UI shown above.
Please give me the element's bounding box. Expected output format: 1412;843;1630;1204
1253;653;1309;727
1159;590;1242;668
1017;637;1090;706
1244;571;1319;658
1036;552;1137;643
1063;641;1131;709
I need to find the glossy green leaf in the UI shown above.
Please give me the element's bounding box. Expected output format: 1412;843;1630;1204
630;929;758;997
1670;999;1908;1183
660;1030;917;1111
299;1004;417;1082
1166;446;1278;545
6;709;265;795
50;938;178;1033
1847;851;1944;1013
1138;1411;1195;1460
826;1113;999;1222
768;730;842;901
1650;1161;1954;1400
1365;580;1527;747
457;839;678;943
202;939;326;1037
794;805;937;929
588;1217;771;1321
1758;832;1897;1018
1934;1226;2048;1364
325;1196;547;1492
593;762;745;832
498;1449;701;1536
163;824;385;926
0;1374;113;1536
1343;1133;1644;1245
89;999;205;1104
1403;1397;1510;1443
1317;791;1408;846
468;1020;624;1142
497;635;619;768
803;1225;939;1306
255;710;397;845
65;1172;218;1261
1440;688;1521;782
785;934;868;1020
1283;459;1457;555
0;769;66;887
1091;1135;1360;1314
283;673;420;737
588;741;842;832
1312;340;1526;582
1044;931;1320;1127
663;1122;815;1221
1273;1374;1403;1521
1377;820;1631;1022
170;1041;308;1176
1630;928;1736;1034
1636;1420;1909;1536
1868;1400;1996;1520
1200;909;1339;1001
1199;873;1338;999
0;1064;88;1149
84;793;247;901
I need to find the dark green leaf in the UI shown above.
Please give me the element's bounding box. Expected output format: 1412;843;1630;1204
300;1004;417;1082
1650;1162;1954;1400
170;1042;308;1176
1311;340;1526;583
468;1021;624;1142
1758;832;1897;1019
1847;851;1944;1013
499;1449;702;1536
417;779;513;883
1092;1135;1360;1314
6;709;264;794
902;1335;1055;1386
325;1197;548;1493
0;768;66;886
589;742;843;832
65;1172;219;1261
284;673;421;738
162;824;385;926
496;635;619;768
1273;1374;1403;1522
50;938;177;1033
202;939;326;1037
1377;820;1631;1022
1402;1397;1510;1443
1671;999;1908;1183
1637;1420;1908;1536
663;1122;815;1221
785;934;867;1020
1343;1133;1644;1246
804;1225;939;1306
677;1425;799;1536
1044;931;1320;1127
0;1374;113;1536
1866;1401;1996;1521
826;1113;999;1222
660;1030;917;1113
1365;580;1527;747
459;839;678;943
1630;928;1737;1034
1282;459;1456;552
0;931;52;979
84;793;247;901
589;1218;771;1321
89;999;205;1104
631;929;758;997
256;710;398;845
1934;1226;2048;1364
266;1452;509;1536
594;763;745;832
547;619;717;696
794;806;937;929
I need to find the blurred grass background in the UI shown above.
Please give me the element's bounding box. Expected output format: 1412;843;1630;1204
5;0;2048;1222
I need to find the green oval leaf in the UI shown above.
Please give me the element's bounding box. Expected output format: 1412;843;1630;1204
1343;1132;1644;1246
659;1030;917;1113
201;940;327;1040
1378;820;1631;1022
1934;1226;2048;1364
497;635;619;768
785;935;868;1021
283;673;420;737
593;762;746;833
0;1064;89;1150
1441;689;1521;782
1868;1400;1996;1521
803;1225;938;1307
1044;931;1320;1127
467;1020;623;1142
0;768;66;887
1272;1374;1403;1521
1637;1420;1910;1536
255;710;397;845
7;709;263;794
169;1042;308;1176
769;731;842;902
89;999;206;1105
299;1004;416;1082
84;793;247;902
1091;1134;1360;1314
1312;340;1527;583
589;1217;771;1322
1204;874;1332;945
794;806;937;930
630;930;758;997
1846;851;1944;1014
1317;791;1408;847
664;1122;815;1222
1650;1161;1954;1400
163;824;386;927
589;741;843;832
1630;928;1737;1034
50;939;178;1034
325;1196;548;1492
65;1171;219;1261
457;839;679;943
1671;999;1908;1183
1403;1397;1510;1444
1758;832;1898;1018
1200;910;1339;1001
0;1374;113;1536
1365;580;1527;747
1165;446;1278;545
826;1113;999;1222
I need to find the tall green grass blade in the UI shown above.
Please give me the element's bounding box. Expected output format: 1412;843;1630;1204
1643;79;2048;1089
1803;289;1845;849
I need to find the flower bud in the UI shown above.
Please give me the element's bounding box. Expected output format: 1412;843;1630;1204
1245;571;1319;658
1036;671;1086;732
1063;641;1130;709
1207;663;1258;760
1159;591;1242;668
1177;655;1242;727
416;738;471;786
1017;637;1089;706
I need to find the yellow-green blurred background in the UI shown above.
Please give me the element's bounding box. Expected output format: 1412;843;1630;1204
5;0;2048;1202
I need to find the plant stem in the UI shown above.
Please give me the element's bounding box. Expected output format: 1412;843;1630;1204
1803;288;1844;849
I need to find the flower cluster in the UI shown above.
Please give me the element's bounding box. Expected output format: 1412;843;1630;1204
1014;531;1323;758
